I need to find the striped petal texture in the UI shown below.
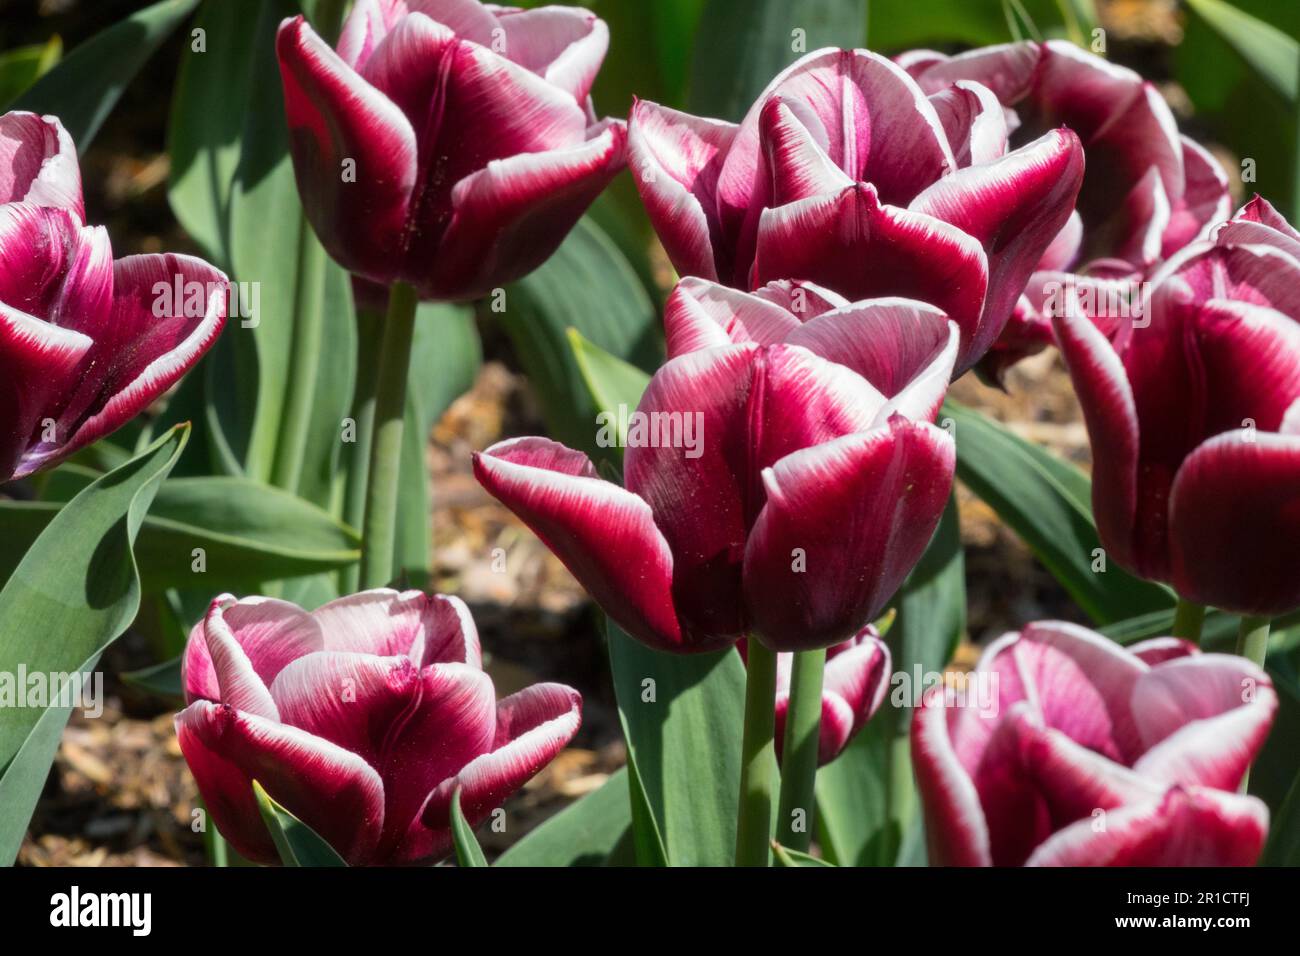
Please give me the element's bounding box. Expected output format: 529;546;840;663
475;283;959;653
629;46;1083;375
1054;198;1300;615
0;111;226;481
276;0;626;301
177;589;582;865
912;622;1275;866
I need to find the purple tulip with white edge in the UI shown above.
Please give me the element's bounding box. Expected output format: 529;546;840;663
912;623;1276;866
177;589;582;866
276;0;626;301
628;46;1084;374
0;112;226;482
1054;197;1300;617
899;41;1233;383
474;284;960;654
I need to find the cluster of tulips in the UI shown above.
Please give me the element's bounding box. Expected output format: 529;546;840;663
2;0;1296;868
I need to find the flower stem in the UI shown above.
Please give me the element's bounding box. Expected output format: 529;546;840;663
1236;615;1272;793
270;222;326;492
357;281;418;590
776;647;826;853
339;307;382;594
735;635;778;867
1171;597;1206;644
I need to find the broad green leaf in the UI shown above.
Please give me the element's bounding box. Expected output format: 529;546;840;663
495;768;633;867
773;843;835;867
498;218;661;460
0;426;187;863
1263;769;1300;865
450;788;489;867
120;655;183;701
620;712;670;867
1186;0;1298;102
569;327;652;448
1;476;360;592
606;620;755;866
252;780;348;867
866;0;1083;50
0;37;61;108
14;0;199;152
689;0;867;121
943;399;1172;625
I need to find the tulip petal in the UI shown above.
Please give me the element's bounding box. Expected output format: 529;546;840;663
1216;195;1300;263
912;685;993;866
1168;430;1300;616
819;633;891;762
753;183;989;372
183;595;323;706
785;302;957;420
909;129;1084;361
1025;786;1268;866
271;654;496;862
904;41;1042;103
0;304;91;480
428;121;626;299
1132;654;1277;790
420;682;581;835
175;701;386;866
1037;210;1083;272
743;418;955;650
1127;636;1198;666
627;99;737;282
663;277;802;358
1052;286;1145;576
928;80;1008;167
759;98;855;205
310;588;481;666
30;253;228;476
0;111;82;218
1162;136;1230;258
277;15;417;283
336;0;406;70
474;437;686;652
495;6;609;103
750;278;849;316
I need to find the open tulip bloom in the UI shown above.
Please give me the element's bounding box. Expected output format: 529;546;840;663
177;589;582;866
1054;197;1300;618
0;112;226;481
276;0;627;301
899;40;1233;382
475;285;960;654
913;623;1276;866
628;46;1084;375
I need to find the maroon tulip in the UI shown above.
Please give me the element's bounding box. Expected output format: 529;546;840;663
276;0;626;301
0;110;82;219
739;625;890;766
900;41;1232;382
913;623;1276;866
177;589;582;865
474;288;958;653
0;117;227;481
1055;197;1300;616
628;47;1083;373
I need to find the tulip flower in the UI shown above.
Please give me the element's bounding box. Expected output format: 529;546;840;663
0;202;227;482
912;622;1276;866
739;625;891;765
176;589;582;866
474;290;959;654
1053;197;1300;617
0;111;82;219
275;1;627;301
628;47;1084;374
899;41;1232;383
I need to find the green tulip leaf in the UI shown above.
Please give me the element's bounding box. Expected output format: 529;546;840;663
252;780;348;867
450;787;489;868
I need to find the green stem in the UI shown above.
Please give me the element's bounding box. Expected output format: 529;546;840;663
1236;616;1271;793
339;307;382;594
270;223;326;491
1171;597;1207;644
776;648;825;853
357;282;418;590
736;636;778;867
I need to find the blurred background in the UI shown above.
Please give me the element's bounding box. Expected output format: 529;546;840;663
1;0;1296;865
